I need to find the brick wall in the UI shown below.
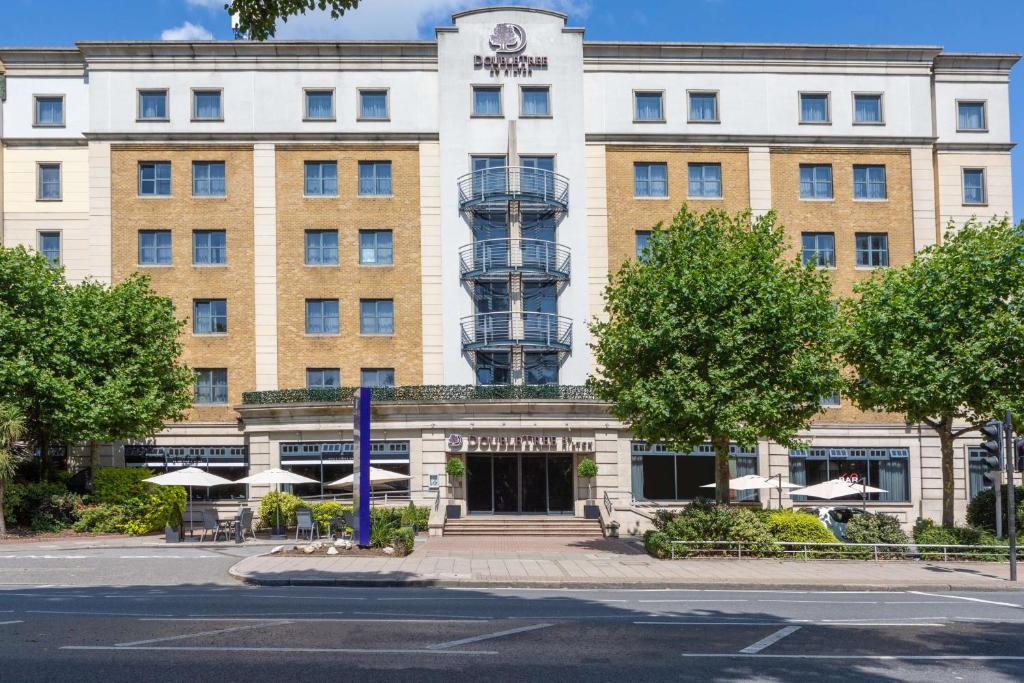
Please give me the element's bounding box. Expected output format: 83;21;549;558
274;145;423;388
111;145;255;423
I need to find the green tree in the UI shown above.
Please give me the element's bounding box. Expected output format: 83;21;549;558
228;0;361;40
0;404;27;538
840;217;1024;527
590;207;842;503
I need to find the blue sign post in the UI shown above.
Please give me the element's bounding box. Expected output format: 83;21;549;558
352;387;372;547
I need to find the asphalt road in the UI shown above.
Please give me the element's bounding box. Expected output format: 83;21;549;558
2;581;1024;681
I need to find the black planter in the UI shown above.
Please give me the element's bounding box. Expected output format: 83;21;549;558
446;504;462;520
583;504;601;520
165;526;181;543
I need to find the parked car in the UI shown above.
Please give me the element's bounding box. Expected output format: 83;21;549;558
801;506;867;540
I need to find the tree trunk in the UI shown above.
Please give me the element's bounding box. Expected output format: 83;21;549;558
39;433;50;482
0;480;6;537
89;440;100;475
938;422;956;528
712;434;732;505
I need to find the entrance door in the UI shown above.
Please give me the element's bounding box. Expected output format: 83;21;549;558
466;455;493;513
521;456;548;513
493;456;519;513
546;455;574;514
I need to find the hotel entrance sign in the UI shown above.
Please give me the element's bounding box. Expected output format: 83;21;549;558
474;23;548;77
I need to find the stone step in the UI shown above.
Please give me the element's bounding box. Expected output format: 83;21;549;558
444;516;603;536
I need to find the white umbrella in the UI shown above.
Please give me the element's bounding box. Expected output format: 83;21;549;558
326;466;412;489
790;478;887;510
144;467;233;538
700;474;800;508
234;468;318;535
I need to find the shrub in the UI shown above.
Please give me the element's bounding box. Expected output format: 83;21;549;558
370;512;399;548
966;485;1024;534
72;504;127;533
652;509;682;532
577;458;598;479
30;492;84;532
308;501;348;533
912;519;1003;561
92;468;153;504
391;527;415;555
844;512;909;555
662;501;778;557
400;502;429;531
765;509;839;544
4;481;67;527
256;491;302;530
644;530;673;559
445;457;465;479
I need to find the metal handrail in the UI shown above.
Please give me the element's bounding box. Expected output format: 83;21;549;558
457;166;569;213
667;539;1016;562
459;238;571;281
460;311;572;351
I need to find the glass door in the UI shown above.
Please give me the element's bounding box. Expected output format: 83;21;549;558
493;456;519;513
467;455;493;513
547;456;574;513
521;456;548;513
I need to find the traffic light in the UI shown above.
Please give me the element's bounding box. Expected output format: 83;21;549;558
979;420;1003;488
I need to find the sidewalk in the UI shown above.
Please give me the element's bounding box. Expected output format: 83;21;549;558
229;535;1022;591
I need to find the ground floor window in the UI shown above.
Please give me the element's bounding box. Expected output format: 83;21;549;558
789;447;910;502
283;463;411;499
279;440;411;499
967;447;990;500
631;442;758;502
124;445;249;500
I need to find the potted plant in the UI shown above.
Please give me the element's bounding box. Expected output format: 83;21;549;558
445;457;465;519
577;458;600;519
165;500;183;543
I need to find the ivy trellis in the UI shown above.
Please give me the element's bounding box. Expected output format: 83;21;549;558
242;385;598;405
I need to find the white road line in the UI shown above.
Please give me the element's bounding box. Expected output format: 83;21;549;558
638;599;749;603
757;599;879;604
353;610;491;620
637;620;945;627
142;617;487;624
427;623;554;650
682;654;1024;660
637;621;792;626
0;620;24;626
908;591;1024;609
28;610;174;617
62;645;498;656
116;620;291;647
739;626;801;654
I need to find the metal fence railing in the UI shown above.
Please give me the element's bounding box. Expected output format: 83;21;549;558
668;540;1015;562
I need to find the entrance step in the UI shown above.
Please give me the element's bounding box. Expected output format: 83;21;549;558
443;517;604;537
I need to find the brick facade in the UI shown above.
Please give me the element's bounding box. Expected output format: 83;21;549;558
110;145;256;423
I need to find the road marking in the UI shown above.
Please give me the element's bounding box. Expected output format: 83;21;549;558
28;610;174;617
142;617;487;624
0;620;23;626
757;599;880;604
637;620;945;627
682;654;1024;660
638;599;749;603
637;621;792;626
62;645;497;656
908;591;1023;609
739;626;801;654
116;620;291;647
353;610;491;620
427;623;554;650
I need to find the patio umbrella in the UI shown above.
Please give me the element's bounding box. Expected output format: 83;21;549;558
144;467;233;538
326;466;412;489
701;474;801;508
789;478;887;510
234;468;318;535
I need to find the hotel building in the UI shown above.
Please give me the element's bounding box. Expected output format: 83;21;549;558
0;6;1017;533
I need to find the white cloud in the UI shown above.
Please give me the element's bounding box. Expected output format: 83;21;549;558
185;0;226;9
271;0;591;40
161;21;215;41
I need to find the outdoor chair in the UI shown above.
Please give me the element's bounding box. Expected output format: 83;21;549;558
199;508;228;542
234;507;255;542
329;513;352;541
295;509;319;541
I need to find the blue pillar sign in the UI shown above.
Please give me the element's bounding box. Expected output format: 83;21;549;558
352;387;372;547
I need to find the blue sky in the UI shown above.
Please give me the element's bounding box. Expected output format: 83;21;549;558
2;0;1021;220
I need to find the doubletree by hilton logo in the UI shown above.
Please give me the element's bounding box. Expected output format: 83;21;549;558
474;23;548;77
447;434;464;451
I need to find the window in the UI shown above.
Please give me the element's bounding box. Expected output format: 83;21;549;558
799;92;830;123
192;161;226;197
799;164;833;199
305;229;339;265
853;165;887;200
139;162;172;196
193;299;227;334
360;299;394;335
38;232;61;266
306;368;340;389
687;163;722;198
304;89;334;120
193;230;226;265
361;368;395;387
138;90;168;120
634;162;668;197
635;230;652;259
957;101;987;131
34;95;64;126
304;161;338;197
475;351;510;386
521;86;550;116
801;232;836;268
138;230;172;265
472;86;502;116
855;233;889;268
632;442;759;502
192;89;222;120
963;168;986;205
305;299;339;335
359;229;393;265
525;351;558;385
359;89;388;120
819;393;841;408
358;161;392;196
194;368;228;404
968;447;993;500
790;447;910;502
634;91;664;122
37;163;61;200
688;91;718;122
853;93;883;124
